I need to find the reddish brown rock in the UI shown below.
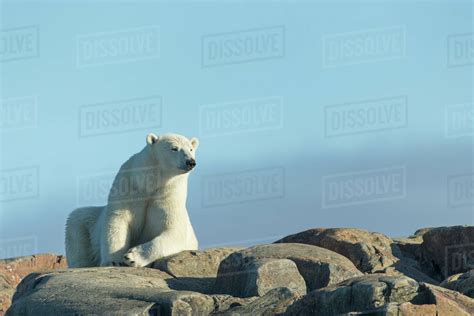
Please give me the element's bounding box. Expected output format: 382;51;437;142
0;254;66;316
275;228;397;273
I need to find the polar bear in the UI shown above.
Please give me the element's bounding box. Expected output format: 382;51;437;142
65;133;199;268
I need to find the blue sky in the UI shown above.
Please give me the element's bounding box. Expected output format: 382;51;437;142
0;0;473;258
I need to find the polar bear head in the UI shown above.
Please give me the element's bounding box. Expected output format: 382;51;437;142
146;133;199;175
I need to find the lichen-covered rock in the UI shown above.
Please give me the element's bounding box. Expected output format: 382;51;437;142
420;283;474;315
284;276;474;316
381;257;439;285
392;236;423;261
0;254;66;315
215;287;300;315
284;274;419;315
441;270;474;298
420;226;474;279
213;257;306;297
152;247;240;278
152;247;240;293
6;267;217;316
215;243;362;293
275;228;397;273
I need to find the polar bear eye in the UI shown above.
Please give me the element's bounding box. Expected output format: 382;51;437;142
171;147;179;151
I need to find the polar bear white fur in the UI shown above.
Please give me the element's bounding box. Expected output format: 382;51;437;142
65;133;199;268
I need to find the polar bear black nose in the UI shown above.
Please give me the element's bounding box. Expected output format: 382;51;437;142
186;158;196;170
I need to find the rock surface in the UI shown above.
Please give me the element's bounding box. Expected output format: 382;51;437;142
215;243;362;293
275;228;397;273
441;269;474;298
6;225;474;315
215;287;300;315
7;267;216;315
0;254;66;316
420;226;474;279
152;247;240;293
284;275;474;315
284;274;419;315
213;257;306;297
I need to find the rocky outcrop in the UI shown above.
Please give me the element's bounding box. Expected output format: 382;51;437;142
7;225;474;315
213;257;306;297
284;275;474;315
420;226;474;279
152;247;240;293
284;274;419;315
441;270;474;298
0;254;66;316
215;287;300;315
275;228;397;273
214;243;362;293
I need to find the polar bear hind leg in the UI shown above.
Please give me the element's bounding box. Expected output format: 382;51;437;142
65;206;102;268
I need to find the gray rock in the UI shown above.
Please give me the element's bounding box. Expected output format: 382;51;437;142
215;287;300;316
6;267;216;316
392;236;423;261
152;247;241;278
275;228;397;273
151;248;241;294
211;295;258;314
441;269;474;298
283;274;419;315
215;243;362;293
214;257;306;297
381;257;439;285
420;226;474;278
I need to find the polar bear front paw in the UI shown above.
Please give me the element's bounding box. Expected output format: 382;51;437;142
123;247;148;267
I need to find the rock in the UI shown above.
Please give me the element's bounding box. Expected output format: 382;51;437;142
0;254;66;315
419;283;474;315
214;257;306;297
215;243;362;293
211;295;257;314
441;270;474;298
152;247;240;277
392;236;423;261
284;274;419;315
381;257;439;284
284;275;474;316
6;267;218;315
275;228;397;273
215;287;300;315
152;247;240;294
420;226;474;279
6;267;270;316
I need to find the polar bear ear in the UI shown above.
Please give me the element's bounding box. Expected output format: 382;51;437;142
190;137;199;150
146;133;160;145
